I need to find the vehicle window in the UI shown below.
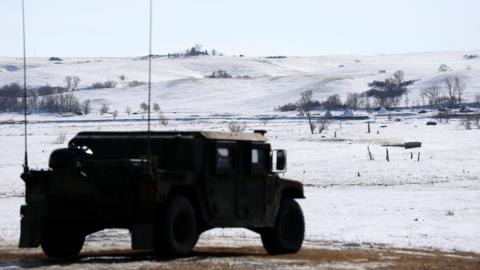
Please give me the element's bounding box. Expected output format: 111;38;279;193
251;148;266;173
216;148;232;170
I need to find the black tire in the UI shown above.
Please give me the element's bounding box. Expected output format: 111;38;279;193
154;197;199;257
41;223;85;259
261;199;305;255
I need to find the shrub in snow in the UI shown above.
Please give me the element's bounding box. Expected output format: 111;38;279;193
159;112;168;126
205;70;232;79
100;103;110;115
53;133;66;144
463;54;479;60
438;64;451;72
228;122;247;133
461;118;472;130
128;81;146;87
91;80;117;89
48;57;63;61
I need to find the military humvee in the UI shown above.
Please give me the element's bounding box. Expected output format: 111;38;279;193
19;130;305;258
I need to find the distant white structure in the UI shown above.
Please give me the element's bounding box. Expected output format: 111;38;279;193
342;109;354;117
377;106;388;114
324;110;333;118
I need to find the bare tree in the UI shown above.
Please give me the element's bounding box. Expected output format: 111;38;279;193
421;86;442;106
323;94;343;110
317;117;329;134
159;111;168;126
153;103;160;112
194;43;203;52
475;94;480;106
444;77;456;104
64;76;73;90
112;110;118;119
125;106;132;115
462;117;472;130
140;102;149;113
298;90;316;134
81;99;91;115
72;76;80;90
100;103;110;115
454;77;466;104
392;70;405;84
345;93;361;110
364;97;372;113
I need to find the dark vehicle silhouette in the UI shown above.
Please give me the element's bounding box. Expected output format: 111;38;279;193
19;130;304;258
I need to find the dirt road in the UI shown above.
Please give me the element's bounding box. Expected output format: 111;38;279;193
0;243;479;270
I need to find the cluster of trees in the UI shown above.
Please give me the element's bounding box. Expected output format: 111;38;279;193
277;71;415;112
276;92;363;112
90;80;117;89
0;83;82;113
363;70;415;109
167;44;222;58
421;76;466;107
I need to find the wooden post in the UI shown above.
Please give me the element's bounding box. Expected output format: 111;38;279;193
417;152;421;162
367;146;373;160
386;148;390;162
410;152;413;159
334;130;337;138
368;122;371;133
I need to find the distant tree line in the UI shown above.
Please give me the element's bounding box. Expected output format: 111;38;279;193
421;76;466;107
167;44;223;58
0;83;81;113
275;70;419;112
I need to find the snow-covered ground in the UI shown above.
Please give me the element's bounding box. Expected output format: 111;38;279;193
0;52;479;254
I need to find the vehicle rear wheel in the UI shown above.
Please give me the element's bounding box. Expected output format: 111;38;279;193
41;223;85;259
261;199;304;255
154;196;198;257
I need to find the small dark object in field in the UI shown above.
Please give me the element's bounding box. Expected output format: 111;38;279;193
394;118;401;122
380;125;387;128
343;242;361;247
426;121;437;126
418;110;428;114
48;57;63;61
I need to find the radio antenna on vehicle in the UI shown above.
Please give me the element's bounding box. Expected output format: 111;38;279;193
21;0;29;173
147;0;153;170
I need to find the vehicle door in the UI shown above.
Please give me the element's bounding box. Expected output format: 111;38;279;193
236;142;269;222
205;141;237;220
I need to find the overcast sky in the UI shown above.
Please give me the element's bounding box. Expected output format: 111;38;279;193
1;0;479;57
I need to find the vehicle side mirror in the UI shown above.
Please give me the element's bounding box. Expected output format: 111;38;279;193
276;150;287;172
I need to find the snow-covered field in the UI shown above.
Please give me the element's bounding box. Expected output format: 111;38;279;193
0;52;479;254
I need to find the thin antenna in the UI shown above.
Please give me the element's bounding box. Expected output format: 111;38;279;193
21;0;29;173
147;0;153;169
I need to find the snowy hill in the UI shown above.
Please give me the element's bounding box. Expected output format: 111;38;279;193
1;51;480;117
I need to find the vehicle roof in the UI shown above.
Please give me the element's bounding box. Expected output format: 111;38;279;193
70;131;266;142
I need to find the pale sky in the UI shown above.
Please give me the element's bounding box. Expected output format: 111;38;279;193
1;0;479;57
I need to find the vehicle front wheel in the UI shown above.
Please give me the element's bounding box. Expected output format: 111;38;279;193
261;199;305;255
154;196;199;257
41;223;85;259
